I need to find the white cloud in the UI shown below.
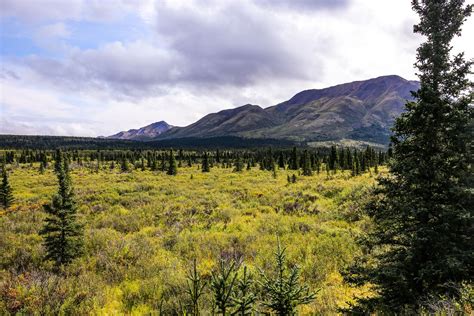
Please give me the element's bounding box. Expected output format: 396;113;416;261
1;0;473;136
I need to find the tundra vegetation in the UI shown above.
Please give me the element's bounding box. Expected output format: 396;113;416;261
1;147;383;314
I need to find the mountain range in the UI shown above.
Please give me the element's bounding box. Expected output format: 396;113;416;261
108;75;419;145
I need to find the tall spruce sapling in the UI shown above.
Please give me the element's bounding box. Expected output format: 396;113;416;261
302;150;313;176
186;259;206;316
259;240;316;315
202;152;210;173
231;266;256;315
40;152;84;268
167;149;178;175
0;166;14;209
345;0;474;312
278;152;285;169
210;258;239;315
54;149;63;174
289;147;299;170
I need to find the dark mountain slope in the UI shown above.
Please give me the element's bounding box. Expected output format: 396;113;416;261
160;104;280;139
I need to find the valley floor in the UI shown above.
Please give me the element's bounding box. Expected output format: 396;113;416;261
1;164;380;314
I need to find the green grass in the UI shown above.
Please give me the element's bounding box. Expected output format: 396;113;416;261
0;163;379;315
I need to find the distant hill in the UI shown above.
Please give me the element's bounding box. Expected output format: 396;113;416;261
108;121;172;140
111;75;419;145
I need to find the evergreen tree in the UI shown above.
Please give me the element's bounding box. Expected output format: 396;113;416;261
302;150;313;176
120;157;130;172
202;152;210;173
233;155;243;172
346;1;474;312
39;161;45;174
289;147;299;170
210;258;239;315
315;156;321;174
216;149;221;163
167;150;177;175
231;266;256;315
40;151;83;267
329;146;338;170
278;152;285;169
160;153;167;172
387;143;393;158
54;149;63;174
0;166;14;209
186;259;206;316
259;240;316;315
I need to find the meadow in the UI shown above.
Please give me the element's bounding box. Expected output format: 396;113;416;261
1;160;379;315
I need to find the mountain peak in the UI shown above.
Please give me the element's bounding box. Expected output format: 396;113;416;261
108;121;173;140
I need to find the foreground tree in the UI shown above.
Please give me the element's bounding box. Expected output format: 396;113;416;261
210;258;239;315
40;152;84;268
346;0;473;312
0;166;14;209
232;266;256;315
185;259;206;316
259;241;316;314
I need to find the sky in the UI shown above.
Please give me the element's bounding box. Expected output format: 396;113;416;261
1;0;473;137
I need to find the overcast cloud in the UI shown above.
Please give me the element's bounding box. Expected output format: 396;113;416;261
1;0;473;136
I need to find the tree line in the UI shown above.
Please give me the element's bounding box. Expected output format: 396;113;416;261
1;145;387;177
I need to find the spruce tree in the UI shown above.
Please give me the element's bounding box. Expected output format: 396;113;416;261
302;150;313;176
233;155;243;172
278;152;285;169
211;258;239;315
54;149;63;175
202;152;210;173
259;240;316;315
289;147;299;170
346;1;473;312
231;266;256;315
329;146;338;170
120;156;130;172
160;153;166;172
186;259;206;316
40;151;83;267
167;150;177;175
39;161;45;174
0;166;14;209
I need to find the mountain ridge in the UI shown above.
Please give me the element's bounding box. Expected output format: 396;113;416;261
109;75;419;145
